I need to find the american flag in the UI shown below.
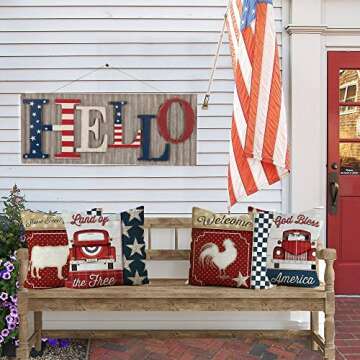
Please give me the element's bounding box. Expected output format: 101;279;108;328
226;0;290;205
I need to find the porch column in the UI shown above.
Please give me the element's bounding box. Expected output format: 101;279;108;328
287;0;326;213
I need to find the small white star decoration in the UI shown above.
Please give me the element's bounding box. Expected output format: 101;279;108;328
123;256;134;272
126;239;145;256
128;208;142;222
128;270;146;285
232;272;249;288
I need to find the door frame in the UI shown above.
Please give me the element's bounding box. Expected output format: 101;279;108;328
327;51;360;293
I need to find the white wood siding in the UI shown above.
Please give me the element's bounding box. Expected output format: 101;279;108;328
0;0;295;330
0;0;284;216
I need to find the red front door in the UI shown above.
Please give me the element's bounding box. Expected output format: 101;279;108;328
328;52;360;294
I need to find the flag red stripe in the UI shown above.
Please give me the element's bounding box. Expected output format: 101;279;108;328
262;46;281;161
231;116;258;195
245;3;267;157
61;130;74;136
234;63;250;121
227;167;237;206
262;161;280;184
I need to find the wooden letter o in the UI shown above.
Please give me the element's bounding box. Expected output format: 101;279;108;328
157;97;195;144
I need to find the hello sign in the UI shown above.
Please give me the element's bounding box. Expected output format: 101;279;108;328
21;93;197;165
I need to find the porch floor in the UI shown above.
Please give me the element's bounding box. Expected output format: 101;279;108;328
86;298;358;360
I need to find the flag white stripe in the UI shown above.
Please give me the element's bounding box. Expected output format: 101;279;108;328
253;6;276;160
273;95;288;167
229;140;246;198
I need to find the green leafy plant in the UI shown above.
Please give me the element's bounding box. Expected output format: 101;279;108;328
0;185;26;354
0;185;26;258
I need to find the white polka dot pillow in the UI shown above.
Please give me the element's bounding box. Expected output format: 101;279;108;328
20;210;69;289
189;207;255;289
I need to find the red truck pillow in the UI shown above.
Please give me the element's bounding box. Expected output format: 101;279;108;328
250;208;322;288
20;211;69;289
189;207;254;289
62;210;123;289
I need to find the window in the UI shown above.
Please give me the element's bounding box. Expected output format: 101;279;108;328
340;82;358;114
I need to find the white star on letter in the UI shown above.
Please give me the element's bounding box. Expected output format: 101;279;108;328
232;272;249;288
128;270;146;285
126;239;144;256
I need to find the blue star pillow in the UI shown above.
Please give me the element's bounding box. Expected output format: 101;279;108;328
121;206;149;285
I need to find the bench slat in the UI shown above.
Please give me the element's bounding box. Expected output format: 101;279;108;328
23;279;326;299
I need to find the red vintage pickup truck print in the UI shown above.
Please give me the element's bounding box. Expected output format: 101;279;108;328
69;229;117;272
272;229;317;270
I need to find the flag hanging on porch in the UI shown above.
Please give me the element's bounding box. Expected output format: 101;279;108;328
226;0;290;205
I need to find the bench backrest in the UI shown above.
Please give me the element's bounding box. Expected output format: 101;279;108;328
145;217;192;261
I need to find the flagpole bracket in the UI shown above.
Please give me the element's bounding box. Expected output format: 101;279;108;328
202;94;210;110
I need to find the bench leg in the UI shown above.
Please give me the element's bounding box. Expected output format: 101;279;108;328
310;311;319;351
17;293;29;360
324;294;335;360
34;311;42;352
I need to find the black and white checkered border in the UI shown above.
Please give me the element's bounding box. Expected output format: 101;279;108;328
251;212;273;289
86;208;103;216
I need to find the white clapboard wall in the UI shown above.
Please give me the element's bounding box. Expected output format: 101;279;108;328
0;0;298;330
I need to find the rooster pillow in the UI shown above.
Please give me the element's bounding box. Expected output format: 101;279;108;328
189;207;254;289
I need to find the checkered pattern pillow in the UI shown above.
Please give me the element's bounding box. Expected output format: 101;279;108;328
250;212;273;289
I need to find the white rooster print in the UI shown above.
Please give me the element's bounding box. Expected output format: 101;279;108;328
199;238;237;279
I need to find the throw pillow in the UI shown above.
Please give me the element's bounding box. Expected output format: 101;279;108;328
251;208;322;288
20;210;69;289
62;209;123;289
189;207;254;288
121;206;149;285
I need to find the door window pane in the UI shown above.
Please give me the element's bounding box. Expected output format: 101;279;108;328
340;143;360;174
340;109;360;139
339;70;360;113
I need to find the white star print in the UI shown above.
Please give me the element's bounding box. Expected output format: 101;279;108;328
128;270;145;285
126;239;144;256
36;143;39;147
36;120;40;123
37;105;41;109
117;112;121;116
37;130;41;134
128;209;142;222
30;101;34;106
30;136;35;141
32;112;36;116
32;150;36;154
123;256;134;272
233;272;249;288
30;125;34;129
122;222;133;238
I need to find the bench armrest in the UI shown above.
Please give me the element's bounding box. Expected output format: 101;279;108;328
316;248;336;292
16;248;29;291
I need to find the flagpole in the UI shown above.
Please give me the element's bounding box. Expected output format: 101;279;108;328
202;1;230;110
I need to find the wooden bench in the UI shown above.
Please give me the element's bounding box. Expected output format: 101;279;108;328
16;217;337;360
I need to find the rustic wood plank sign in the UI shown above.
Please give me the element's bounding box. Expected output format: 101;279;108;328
21;93;197;165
